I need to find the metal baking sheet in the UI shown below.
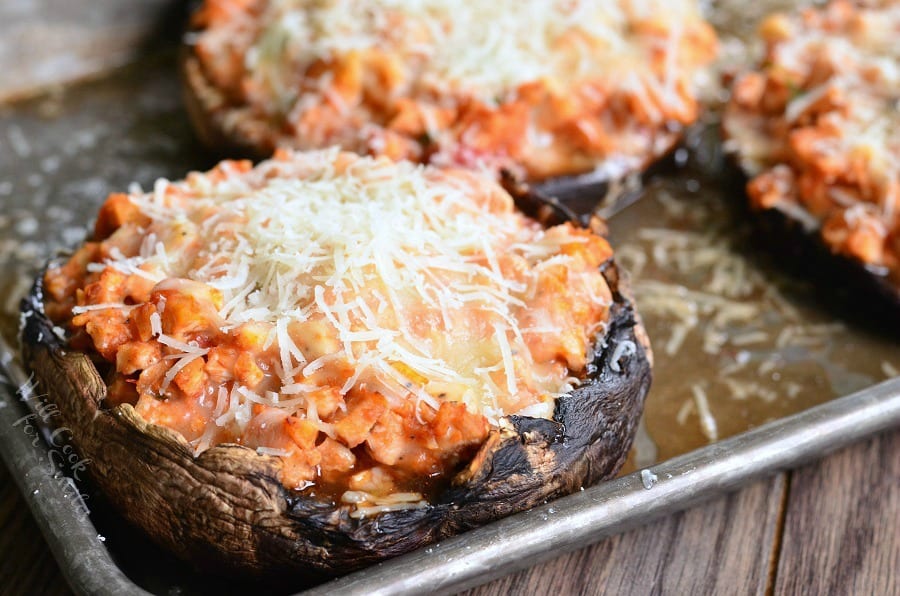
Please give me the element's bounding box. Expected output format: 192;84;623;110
1;2;899;594
3;338;897;596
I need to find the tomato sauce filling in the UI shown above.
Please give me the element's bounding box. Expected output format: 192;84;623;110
190;0;717;181
44;150;614;505
724;1;900;283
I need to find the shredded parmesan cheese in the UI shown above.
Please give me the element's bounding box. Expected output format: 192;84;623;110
691;384;718;442
121;149;603;420
609;340;637;373
248;0;709;101
52;149;615;492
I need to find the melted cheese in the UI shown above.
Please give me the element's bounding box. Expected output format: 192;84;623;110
249;0;706;99
102;149;610;426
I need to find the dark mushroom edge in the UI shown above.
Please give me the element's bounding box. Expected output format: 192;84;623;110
19;185;652;580
723;154;900;332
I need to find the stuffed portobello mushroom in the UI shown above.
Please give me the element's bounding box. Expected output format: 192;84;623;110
21;149;651;578
182;0;717;199
722;0;900;313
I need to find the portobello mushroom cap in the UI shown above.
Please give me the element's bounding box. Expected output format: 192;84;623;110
180;1;717;213
720;1;900;329
20;182;652;579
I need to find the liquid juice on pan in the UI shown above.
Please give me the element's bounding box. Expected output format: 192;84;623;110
614;124;899;471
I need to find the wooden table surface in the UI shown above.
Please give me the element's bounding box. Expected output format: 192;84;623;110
2;428;896;595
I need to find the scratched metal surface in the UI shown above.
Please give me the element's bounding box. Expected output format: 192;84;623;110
0;1;897;594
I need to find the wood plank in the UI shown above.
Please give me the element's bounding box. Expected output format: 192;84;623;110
464;474;786;596
774;429;900;595
0;0;180;102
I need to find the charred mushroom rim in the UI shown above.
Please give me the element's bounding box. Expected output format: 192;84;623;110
181;0;717;192
20;149;651;578
723;1;900;312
